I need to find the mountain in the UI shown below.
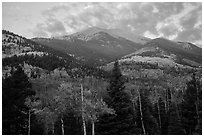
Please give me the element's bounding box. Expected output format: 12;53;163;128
3;28;201;81
144;38;202;65
32;27;144;66
104;28;151;44
114;37;202;67
32;27;201;68
2;28;202;135
2;30;109;79
55;27;151;44
102;37;202;83
177;41;202;52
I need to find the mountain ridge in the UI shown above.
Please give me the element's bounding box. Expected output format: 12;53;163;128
52;27;151;45
3;28;202;69
2;30;109;78
32;28;144;66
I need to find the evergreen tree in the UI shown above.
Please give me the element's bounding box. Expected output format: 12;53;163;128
2;66;35;134
97;61;137;134
181;73;201;135
162;88;172;134
168;103;185;135
194;77;202;135
136;87;159;135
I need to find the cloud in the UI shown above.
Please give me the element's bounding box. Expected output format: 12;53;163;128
156;22;181;40
4;2;201;46
143;30;158;39
176;28;201;45
45;18;66;33
173;3;202;46
194;40;202;47
33;17;67;37
158;23;179;36
36;3;140;36
152;5;159;13
32;29;49;38
31;2;202;46
193;9;202;29
154;3;200;41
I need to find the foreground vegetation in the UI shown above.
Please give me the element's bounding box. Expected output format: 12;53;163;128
2;61;202;135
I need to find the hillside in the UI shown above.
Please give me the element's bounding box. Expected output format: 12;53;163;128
2;29;202;135
2;30;109;79
102;37;202;87
145;38;202;65
55;27;151;44
32;27;143;66
2;2;202;135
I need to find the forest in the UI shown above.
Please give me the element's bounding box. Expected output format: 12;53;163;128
2;61;202;135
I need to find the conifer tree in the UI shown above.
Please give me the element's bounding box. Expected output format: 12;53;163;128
97;61;137;134
181;73;201;135
168;103;185;135
2;66;35;134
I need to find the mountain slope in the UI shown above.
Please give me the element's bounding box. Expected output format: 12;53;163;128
102;37;202;79
2;30;109;78
55;27;151;44
32;27;143;66
142;38;202;65
105;28;151;44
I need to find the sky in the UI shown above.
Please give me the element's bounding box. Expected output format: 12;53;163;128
2;2;202;47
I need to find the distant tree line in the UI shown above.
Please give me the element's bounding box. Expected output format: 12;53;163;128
2;53;109;79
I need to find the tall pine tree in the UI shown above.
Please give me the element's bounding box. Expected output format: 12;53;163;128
2;66;35;134
181;73;201;135
96;61;137;134
168;103;185;135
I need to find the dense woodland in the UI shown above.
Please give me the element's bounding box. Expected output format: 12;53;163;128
2;53;109;78
2;30;109;79
2;61;202;135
